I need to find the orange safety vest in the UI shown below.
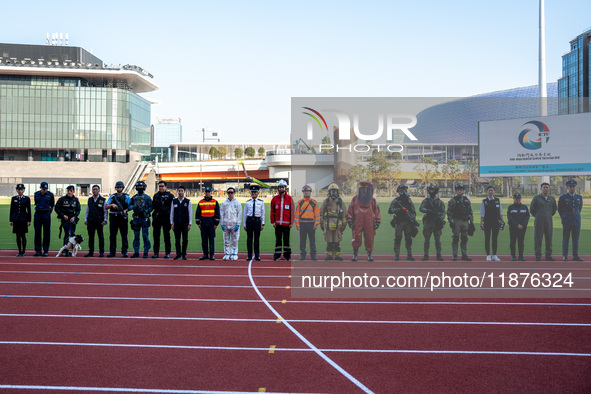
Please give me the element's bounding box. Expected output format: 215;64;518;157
199;200;217;217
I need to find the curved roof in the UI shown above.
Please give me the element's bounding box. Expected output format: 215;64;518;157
408;83;558;144
0;65;158;93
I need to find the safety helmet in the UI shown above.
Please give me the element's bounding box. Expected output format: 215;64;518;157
115;181;125;189
427;184;439;193
277;179;288;187
135;181;146;191
455;183;465;190
396;184;408;193
302;185;312;192
328;183;339;191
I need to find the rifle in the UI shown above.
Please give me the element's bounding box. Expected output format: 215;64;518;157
112;194;128;220
132;195;148;219
391;199;420;228
425;199;445;230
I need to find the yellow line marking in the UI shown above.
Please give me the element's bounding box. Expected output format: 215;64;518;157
281;299;287;304
258;388;266;392
276;318;282;324
268;345;276;354
286;286;290;289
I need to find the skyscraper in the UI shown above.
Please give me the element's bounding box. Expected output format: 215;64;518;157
558;28;591;114
151;118;182;162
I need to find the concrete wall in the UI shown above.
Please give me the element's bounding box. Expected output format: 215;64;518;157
0;161;138;197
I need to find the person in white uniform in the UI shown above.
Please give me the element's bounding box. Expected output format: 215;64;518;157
220;187;242;260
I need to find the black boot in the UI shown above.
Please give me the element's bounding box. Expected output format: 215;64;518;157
394;255;400;261
367;252;373;262
461;254;472;261
436;254;444;261
422;254;429;261
351;249;358;262
407;254;415;261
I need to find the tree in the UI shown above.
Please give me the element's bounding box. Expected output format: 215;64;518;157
367;150;401;196
321;135;334;154
413;158;439;194
464;159;480;194
345;164;370;195
234;148;243;159
208;147;219;159
218;146;228;159
441;159;462;189
244;147;255;158
527;176;538;194
257;147;266;157
490;177;503;194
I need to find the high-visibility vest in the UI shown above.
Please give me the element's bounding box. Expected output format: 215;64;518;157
199;200;217;217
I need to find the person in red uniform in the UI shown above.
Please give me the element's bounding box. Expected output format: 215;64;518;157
270;179;295;261
347;180;381;262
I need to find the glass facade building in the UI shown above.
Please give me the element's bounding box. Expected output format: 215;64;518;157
558;29;591;114
153;118;182;148
0;43;154;162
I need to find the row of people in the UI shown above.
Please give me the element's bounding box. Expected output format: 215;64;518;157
267;180;583;263
9;179;583;261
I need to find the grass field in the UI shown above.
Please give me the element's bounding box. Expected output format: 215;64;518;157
1;197;589;257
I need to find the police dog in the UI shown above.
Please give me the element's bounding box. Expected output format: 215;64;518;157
56;235;85;257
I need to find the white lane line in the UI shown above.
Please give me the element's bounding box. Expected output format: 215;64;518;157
248;259;374;394
0;385;314;393
0;281;285;289
2;295;591;307
2;341;590;357
0;314;274;322
0;271;284;278
1;313;590;327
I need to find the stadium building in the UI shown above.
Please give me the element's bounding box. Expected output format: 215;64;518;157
0;42;156;195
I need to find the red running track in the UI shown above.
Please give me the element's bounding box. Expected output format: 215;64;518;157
0;251;590;393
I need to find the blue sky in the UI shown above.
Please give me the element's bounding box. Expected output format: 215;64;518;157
1;1;590;143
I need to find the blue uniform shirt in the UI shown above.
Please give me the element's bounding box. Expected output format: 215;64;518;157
34;190;55;213
558;193;583;227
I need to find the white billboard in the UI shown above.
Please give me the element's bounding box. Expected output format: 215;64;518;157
479;112;591;176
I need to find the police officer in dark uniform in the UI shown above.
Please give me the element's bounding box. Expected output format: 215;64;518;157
447;184;474;261
243;185;265;261
33;181;55;257
170;185;192;260
558;179;583;261
129;181;153;259
55;185;81;256
388;184;418;261
152;180;174;259
195;187;220;260
507;192;530;261
480;186;504;262
419;184;446;261
105;181;131;258
84;185;107;257
10;184;31;256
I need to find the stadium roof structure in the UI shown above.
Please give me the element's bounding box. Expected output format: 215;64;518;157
408;83;559;144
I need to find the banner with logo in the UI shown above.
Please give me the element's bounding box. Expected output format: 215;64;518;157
479;112;591;176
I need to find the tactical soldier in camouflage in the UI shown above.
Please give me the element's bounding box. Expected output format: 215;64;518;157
447;184;474;261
